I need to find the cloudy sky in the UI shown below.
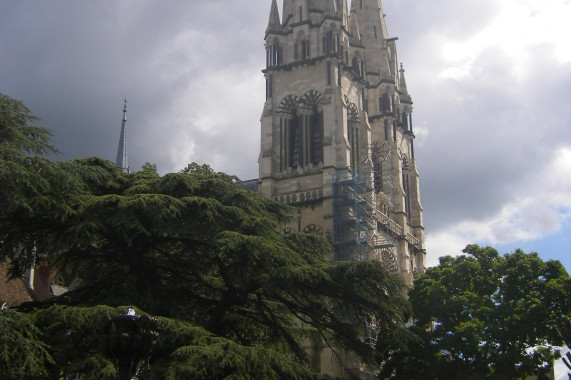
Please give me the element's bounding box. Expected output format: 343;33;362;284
1;0;570;376
2;0;570;264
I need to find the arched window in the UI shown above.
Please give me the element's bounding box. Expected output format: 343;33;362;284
310;111;323;165
295;31;310;61
347;103;360;171
266;38;282;67
352;51;364;77
301;91;324;166
278;95;299;171
379;92;390;113
278;92;323;172
321;25;339;55
290;118;302;168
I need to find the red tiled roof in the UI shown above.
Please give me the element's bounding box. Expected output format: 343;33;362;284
0;259;34;307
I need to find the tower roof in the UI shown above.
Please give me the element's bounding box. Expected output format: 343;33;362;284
399;63;408;95
354;0;393;77
267;0;281;33
349;5;361;41
115;99;129;173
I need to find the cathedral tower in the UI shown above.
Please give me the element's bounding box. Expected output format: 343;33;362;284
259;1;425;373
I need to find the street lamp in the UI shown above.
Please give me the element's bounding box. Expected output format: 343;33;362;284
99;309;158;380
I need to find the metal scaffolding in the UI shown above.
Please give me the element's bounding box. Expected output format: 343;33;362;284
332;171;375;261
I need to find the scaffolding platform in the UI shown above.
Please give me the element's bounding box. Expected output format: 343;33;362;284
332;171;375;261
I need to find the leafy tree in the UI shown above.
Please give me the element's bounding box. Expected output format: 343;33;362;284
0;93;77;275
559;279;571;379
28;159;407;362
2;305;327;379
0;308;54;379
0;95;411;377
0;93;60;213
380;245;570;379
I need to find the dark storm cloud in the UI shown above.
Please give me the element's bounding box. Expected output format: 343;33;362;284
2;0;571;266
1;0;267;177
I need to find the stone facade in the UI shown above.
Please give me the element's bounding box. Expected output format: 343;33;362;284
257;0;426;376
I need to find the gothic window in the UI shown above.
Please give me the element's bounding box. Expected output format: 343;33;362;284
322;29;339;55
322;31;327;54
402;168;411;218
265;75;273;99
351;52;364;78
310;111;323;165
294;31;309;62
267;38;282;67
290;118;302;168
294;42;298;60
347;103;360;171
279;91;323;171
383;119;390;141
379;93;390;113
301;39;309;60
279;95;299;171
302;90;324;165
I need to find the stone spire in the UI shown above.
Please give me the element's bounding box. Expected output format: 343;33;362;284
339;0;348;27
354;0;392;77
282;0;294;26
349;4;361;40
115;99;129;173
399;63;409;96
267;0;281;33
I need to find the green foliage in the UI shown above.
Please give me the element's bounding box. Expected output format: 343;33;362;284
0;308;54;379
163;337;320;380
0;96;412;378
2;305;328;379
381;245;570;379
0;93;59;214
1;155;410;376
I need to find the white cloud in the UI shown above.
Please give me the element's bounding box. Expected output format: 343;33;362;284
426;147;571;264
439;0;571;80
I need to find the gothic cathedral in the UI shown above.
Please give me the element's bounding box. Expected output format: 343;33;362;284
256;0;426;375
259;0;425;287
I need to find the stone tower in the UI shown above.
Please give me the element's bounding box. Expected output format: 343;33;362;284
259;0;425;373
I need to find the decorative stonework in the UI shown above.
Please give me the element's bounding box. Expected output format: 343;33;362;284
274;189;324;204
303;224;323;235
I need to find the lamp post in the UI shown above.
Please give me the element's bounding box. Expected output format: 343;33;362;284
99;309;158;380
